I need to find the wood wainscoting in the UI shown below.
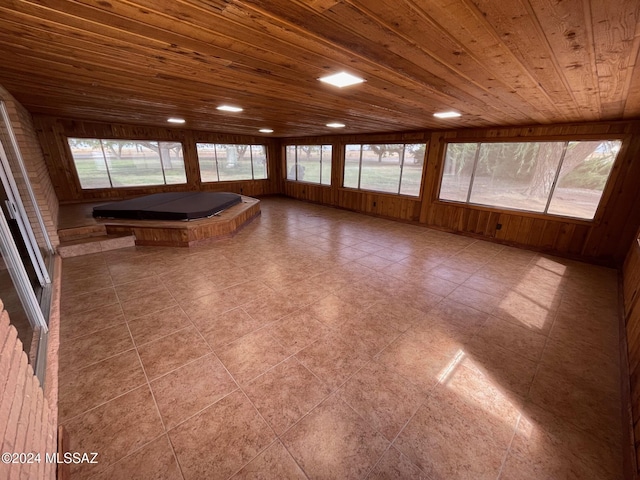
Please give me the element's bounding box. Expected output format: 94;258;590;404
623;228;640;477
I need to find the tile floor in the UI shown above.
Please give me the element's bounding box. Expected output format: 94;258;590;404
58;197;624;480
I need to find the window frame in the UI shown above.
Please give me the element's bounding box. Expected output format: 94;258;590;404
284;144;332;186
195;143;269;183
435;135;627;224
67;137;188;190
341;142;427;198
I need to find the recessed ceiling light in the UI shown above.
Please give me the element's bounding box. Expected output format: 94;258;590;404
433;111;462;119
326;122;345;128
217;105;243;112
319;72;365;88
167;117;185;124
259;129;274;133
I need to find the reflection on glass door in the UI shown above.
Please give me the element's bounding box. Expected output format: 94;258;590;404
0;102;53;286
0;178;40;292
0;205;47;371
0;102;53;382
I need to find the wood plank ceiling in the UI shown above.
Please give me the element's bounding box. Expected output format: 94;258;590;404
0;0;639;137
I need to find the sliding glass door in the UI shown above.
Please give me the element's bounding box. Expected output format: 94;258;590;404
0;101;54;382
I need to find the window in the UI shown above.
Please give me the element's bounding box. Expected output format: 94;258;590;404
343;143;426;196
68;139;187;189
196;144;267;182
439;140;622;220
285;145;332;185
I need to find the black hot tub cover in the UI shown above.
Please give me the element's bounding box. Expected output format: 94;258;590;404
92;192;243;221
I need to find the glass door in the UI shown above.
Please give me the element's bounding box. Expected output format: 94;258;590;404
0;102;53;287
0;102;53;382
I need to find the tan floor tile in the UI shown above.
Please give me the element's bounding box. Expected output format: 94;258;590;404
337;362;424;440
181;290;241;327
500;402;622;480
65;386;164;479
61;272;114;297
120;287;177;320
56;198;623;480
428;264;473;284
266;309;331;354
375;327;471;393
528;366;622;447
447;285;503;314
368;446;429;479
244;357;332;434
282;395;389;480
151;354;237;429
354;254;397;271
219;280;273;306
464;339;538;399
62;261;110;282
306;293;363;329
408;272;459;297
540;338;619;392
242;289;301;324
474;315;547;362
392;287;443;314
58;323;134;373
127;305;192;346
108;264;159;285
216;329;290;384
493;290;558;334
364;300;425;332
272;277;333;307
395;387;518;480
198;307;263;349
333;283;382;310
114;276;168;303
60;286;119;316
231;440;307;479
422;298;488;334
439;360;523;425
138;326;211;379
462;275;513;298
91;435;182;480
352;241;385;254
60;303;125;341
296;335;370;390
336;317;403;357
206;266;258;290
58;349;146;422
549;305;618;353
439;257;486;274
163;274;221;302
169;390;274;480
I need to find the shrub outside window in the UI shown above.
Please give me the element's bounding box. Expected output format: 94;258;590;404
343;143;426;197
196;144;267;182
68;138;187;189
285;145;332;185
439;140;622;220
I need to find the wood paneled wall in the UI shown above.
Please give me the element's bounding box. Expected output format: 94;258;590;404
33;114;640;264
33;115;282;203
283;122;640;266
624;229;640;476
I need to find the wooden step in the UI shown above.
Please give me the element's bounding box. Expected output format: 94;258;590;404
57;224;107;242
57;234;136;258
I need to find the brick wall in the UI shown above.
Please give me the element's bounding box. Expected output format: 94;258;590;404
0;85;60;247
